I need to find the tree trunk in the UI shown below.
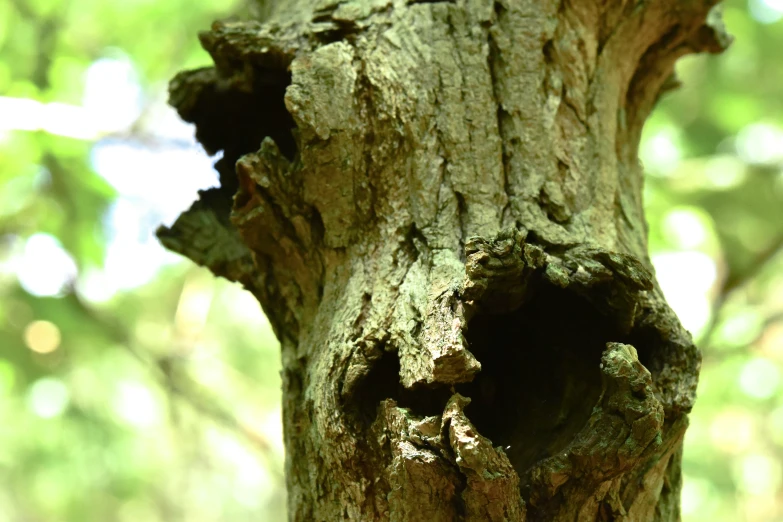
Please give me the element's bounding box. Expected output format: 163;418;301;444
158;1;729;519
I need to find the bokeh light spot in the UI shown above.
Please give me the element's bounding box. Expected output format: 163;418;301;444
739;358;780;400
662;207;711;250
735;122;783;163
652;251;717;336
27;378;70;419
23;320;62;354
83;54;142;133
16;234;78;297
768;407;783;447
715;309;765;350
749;0;783;24
704;155;747;189
709;410;755;453
681;476;715;516
759;320;783;359
113;381;161;428
640;127;682;175
734;453;782;495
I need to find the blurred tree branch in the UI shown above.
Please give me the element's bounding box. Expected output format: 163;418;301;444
64;289;280;472
8;0;68;90
702;234;783;348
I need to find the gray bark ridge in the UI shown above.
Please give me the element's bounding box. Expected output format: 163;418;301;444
158;0;729;520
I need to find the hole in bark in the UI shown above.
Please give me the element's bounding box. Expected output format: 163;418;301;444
624;316;688;407
542;40;555;64
310;207;326;251
455;191;468;255
627;328;654;370
182;66;297;198
354;350;453;425
458;279;620;487
311;11;335;23
313;27;350;44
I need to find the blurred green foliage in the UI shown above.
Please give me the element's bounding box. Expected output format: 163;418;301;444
0;0;782;520
0;0;287;520
641;3;783;520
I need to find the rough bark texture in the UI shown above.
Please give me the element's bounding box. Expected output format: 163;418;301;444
158;1;729;520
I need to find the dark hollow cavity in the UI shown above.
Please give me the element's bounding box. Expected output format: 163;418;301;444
458;281;623;487
175;65;296;206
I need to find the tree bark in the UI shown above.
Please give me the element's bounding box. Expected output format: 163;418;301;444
158;1;730;520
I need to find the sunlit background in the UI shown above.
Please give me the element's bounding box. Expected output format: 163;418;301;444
0;0;782;520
